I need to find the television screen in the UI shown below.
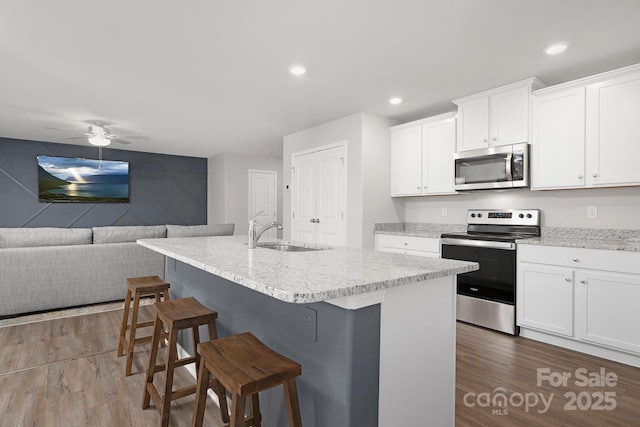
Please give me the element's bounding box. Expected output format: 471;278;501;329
37;155;130;202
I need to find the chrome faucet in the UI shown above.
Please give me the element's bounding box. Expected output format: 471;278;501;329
248;210;283;249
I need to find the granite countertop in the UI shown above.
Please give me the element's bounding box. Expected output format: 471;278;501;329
137;235;478;303
374;223;466;238
517;227;640;252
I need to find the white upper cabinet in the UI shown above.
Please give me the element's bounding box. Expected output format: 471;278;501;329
390;126;422;196
587;72;640;187
390;112;457;197
453;78;545;152
531;87;586;189
531;64;640;190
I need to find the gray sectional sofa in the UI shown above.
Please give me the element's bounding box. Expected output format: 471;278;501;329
0;223;234;317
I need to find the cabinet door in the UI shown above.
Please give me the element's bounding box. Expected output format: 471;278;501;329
422;119;457;194
390;126;422;196
490;86;530;146
575;271;640;354
456;97;489;151
517;263;574;336
315;145;346;246
531;87;586;189
588;72;640;187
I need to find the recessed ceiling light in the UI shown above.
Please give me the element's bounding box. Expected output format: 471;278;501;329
389;97;402;105
289;65;306;76
543;43;568;55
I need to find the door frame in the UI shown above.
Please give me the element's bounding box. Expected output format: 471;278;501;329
290;140;347;245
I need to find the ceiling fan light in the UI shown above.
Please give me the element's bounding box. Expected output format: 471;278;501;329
88;135;110;146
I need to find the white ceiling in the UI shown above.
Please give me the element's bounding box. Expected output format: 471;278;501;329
2;0;640;158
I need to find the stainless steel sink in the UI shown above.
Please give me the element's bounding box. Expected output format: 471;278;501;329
257;243;326;252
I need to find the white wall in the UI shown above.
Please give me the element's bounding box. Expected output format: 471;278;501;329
283;113;364;246
283;112;402;248
207;153;284;235
361;113;405;248
403;186;640;229
207;154;226;225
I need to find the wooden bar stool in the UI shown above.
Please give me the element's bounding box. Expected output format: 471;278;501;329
118;275;171;376
192;332;303;427
142;297;229;427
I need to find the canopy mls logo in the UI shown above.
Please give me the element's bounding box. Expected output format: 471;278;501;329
463;367;619;416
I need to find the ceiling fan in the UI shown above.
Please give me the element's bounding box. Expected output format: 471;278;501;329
45;121;148;147
78;123;148;147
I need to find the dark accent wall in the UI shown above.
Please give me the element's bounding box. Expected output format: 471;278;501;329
0;137;207;227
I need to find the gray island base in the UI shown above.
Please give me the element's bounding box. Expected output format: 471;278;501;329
137;236;477;427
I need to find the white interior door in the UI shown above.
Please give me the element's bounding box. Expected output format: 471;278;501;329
249;169;278;240
291;143;346;246
291;153;317;243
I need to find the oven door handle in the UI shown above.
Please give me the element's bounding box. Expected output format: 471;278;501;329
441;238;516;250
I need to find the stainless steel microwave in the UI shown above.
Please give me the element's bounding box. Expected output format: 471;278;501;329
454;143;529;191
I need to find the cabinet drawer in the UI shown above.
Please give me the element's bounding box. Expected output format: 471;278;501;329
375;234;440;254
518;244;640;275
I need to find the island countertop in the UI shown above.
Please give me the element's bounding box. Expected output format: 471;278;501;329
137;235;478;304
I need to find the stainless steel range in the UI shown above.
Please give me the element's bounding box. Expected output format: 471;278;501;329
441;209;540;335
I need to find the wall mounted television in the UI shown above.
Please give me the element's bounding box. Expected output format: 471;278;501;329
37;155;130;202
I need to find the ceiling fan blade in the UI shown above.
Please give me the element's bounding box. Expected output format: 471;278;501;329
112;138;132;145
44;126;75;132
67;136;88;140
112;135;149;140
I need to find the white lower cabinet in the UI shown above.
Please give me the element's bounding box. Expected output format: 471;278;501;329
517;263;574;337
374;234;440;258
575;270;640;354
518;244;640;367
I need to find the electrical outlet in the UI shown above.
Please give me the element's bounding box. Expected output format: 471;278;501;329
304;307;317;341
441;207;448;217
588;206;598;218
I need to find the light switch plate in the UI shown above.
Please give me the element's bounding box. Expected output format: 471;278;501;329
588;206;598;218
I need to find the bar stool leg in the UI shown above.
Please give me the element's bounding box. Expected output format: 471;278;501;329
192;360;210;427
284;378;303;427
142;315;163;410
125;290;143;376
117;289;132;357
250;393;261;427
230;394;247;427
160;327;180;427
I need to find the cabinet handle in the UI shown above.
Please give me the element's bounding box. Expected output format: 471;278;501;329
572;258;579;262
492;137;497;141
578;175;583;179
592;173;598;178
580;280;586;284
483;139;488;143
417;186;421;190
403;242;408;246
565;277;571;282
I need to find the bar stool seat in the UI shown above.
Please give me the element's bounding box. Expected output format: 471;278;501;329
192;332;303;427
118;275;170;376
142;297;229;427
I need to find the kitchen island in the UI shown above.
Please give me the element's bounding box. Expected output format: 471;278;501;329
137;235;477;427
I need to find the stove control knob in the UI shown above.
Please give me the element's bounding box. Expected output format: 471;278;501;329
477;213;483;218
470;213;476;218
519;213;524;218
526;213;533;219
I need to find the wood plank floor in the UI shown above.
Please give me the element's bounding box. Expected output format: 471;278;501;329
456;322;640;426
0;306;226;427
1;307;639;426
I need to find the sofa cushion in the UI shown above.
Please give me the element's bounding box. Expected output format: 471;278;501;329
166;224;235;238
92;225;167;244
0;227;92;248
